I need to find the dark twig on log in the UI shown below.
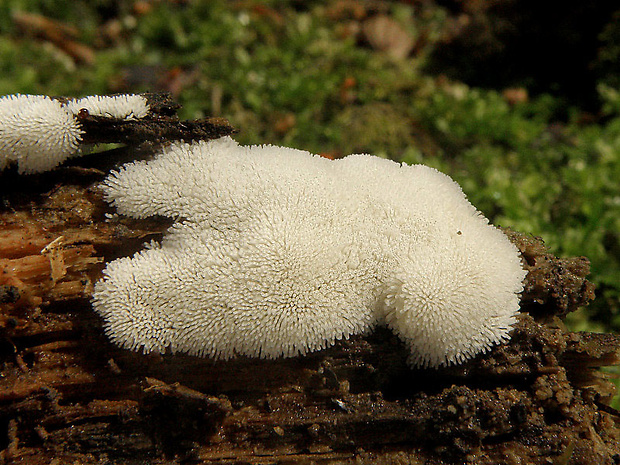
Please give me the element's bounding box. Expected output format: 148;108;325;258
69;92;237;147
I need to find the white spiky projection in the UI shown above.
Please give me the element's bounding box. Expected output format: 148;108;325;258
64;94;150;120
0;93;150;173
0;94;83;173
92;136;526;367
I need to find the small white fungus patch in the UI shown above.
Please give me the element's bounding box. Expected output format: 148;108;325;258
0;93;151;173
93;137;526;367
64;94;150;120
0;94;83;173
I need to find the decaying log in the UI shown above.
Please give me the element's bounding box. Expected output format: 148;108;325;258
0;143;619;464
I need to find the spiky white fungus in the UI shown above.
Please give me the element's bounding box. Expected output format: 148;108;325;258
64;94;150;120
0;93;151;173
93;137;526;367
0;94;82;173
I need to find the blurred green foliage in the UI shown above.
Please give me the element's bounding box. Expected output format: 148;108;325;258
0;1;618;336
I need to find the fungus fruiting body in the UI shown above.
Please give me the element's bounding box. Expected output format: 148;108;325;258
0;93;150;173
93;137;526;367
0;94;82;174
64;94;150;120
